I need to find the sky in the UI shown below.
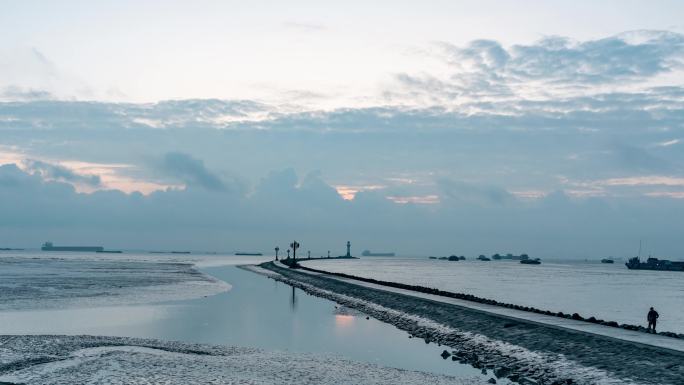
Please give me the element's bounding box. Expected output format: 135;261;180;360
1;1;684;257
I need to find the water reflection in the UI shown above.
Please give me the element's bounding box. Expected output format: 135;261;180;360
334;314;354;328
0;305;173;334
2;266;484;379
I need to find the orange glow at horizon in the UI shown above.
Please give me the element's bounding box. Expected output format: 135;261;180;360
333;184;386;200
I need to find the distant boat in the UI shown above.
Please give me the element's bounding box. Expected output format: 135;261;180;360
428;256;437;259
477;255;491;261
0;248;24;251
96;250;122;254
625;257;684;271
601;258;614;264
361;250;395;257
520;258;541;265
235;252;263;256
41;242;103;252
149;251;191;254
492;253;529;261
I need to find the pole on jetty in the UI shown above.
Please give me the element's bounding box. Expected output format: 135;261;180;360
327;250;330;258
346;241;351;257
289;241;299;268
275;247;279;261
307;250;311;259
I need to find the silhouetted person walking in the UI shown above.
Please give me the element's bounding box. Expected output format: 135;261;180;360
647;307;659;333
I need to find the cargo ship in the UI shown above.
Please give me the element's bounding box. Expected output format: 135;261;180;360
235;252;263;256
361;250;395;257
625;257;684;271
41;241;103;252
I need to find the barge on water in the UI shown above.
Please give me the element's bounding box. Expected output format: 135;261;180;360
41;241;103;252
520;258;541;265
625;257;684;271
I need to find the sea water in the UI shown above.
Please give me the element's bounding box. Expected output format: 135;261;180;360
304;257;684;334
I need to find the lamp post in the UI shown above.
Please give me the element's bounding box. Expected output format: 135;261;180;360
327;250;330;259
289;241;300;268
275;247;279;261
307;250;311;259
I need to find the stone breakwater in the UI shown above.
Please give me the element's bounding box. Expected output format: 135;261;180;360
297;264;683;340
254;262;684;385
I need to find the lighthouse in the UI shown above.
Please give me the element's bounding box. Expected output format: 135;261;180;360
338;241;353;258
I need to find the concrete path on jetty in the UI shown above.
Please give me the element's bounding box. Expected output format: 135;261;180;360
295;260;684;355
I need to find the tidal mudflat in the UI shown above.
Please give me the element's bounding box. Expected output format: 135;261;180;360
0;335;476;385
0;256;230;311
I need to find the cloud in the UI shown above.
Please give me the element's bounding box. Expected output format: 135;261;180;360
0;86;53;101
0;99;277;131
611;144;673;173
441;30;684;84
2;164;683;258
655;139;680;147
597;176;684;187
23;159;101;187
0;47;90;101
392;30;684;106
158;152;226;191
437;179;514;207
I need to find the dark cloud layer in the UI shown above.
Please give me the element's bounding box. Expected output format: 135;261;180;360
0;164;682;258
158;152;226;191
24;159;101;187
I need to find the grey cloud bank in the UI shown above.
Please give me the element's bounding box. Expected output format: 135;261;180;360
444;31;684;83
0;160;682;259
392;31;684;104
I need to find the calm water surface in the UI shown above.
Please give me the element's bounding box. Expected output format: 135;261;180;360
1;265;485;379
305;257;684;334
